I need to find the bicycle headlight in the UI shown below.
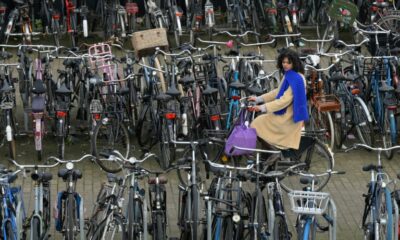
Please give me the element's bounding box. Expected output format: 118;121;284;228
66;162;74;170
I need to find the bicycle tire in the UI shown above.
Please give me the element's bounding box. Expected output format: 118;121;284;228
136;104;158;149
43;185;51;230
389;109;398;146
127;190;144;240
308;106;335;151
92;117;129;173
191;185;199;240
128;14;136;34
31;217;41;240
273;214;290;240
51;18;61;47
250;193;268;240
7;126;16;161
333;98;345;149
155;213;165;240
159;120;175;169
354;98;375;148
377;15;400;35
65;194;76;240
382;109;395;160
5;220;14;239
279;137;333;192
377;187;393;240
91;214;126;240
57;118;65;160
70;13;78;48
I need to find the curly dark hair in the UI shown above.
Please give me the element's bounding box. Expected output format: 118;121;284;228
276;49;304;74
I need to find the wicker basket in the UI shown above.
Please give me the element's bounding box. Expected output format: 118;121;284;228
131;28;169;58
312;94;340;112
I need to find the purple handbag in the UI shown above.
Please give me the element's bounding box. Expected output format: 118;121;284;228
224;111;257;156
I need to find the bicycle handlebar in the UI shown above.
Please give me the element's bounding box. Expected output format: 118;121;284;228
213;30;260;38
108;150;157;165
8;159;60;169
268;33;301;38
345;143;400;153
155;47;191;57
239;38;276;47
252;162;306;178
229;145;281;155
305;63;336;71
47;154;94;164
300;35;334;43
205;160;254;171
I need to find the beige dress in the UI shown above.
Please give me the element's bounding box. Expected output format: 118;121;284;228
250;77;306;149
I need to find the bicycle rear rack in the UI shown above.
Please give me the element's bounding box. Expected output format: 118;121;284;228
88;43;117;82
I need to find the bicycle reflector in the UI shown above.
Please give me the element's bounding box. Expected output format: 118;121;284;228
93;113;101;120
176;11;183;17
52;13;61;20
210;115;220;121
56;111;67;118
0;7;7;14
231;96;241;100
370;5;378;12
126;2;138;14
351;88;360;95
165;113;176;120
387;106;397;111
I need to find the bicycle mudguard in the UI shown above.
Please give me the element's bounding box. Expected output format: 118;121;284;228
55;191;82;232
55;191;64;232
32;95;45;113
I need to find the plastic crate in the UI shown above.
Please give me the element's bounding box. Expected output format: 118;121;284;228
312;94;340;112
131;28;169;58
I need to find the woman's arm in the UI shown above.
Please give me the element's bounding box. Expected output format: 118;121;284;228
264;86;293;113
260;88;279;103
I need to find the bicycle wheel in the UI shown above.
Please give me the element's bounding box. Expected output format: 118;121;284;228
31;217;41;240
273;215;291;240
91;214;126;240
92;117;129;173
377;187;393;240
5;221;14;239
155;213;165;240
159;120;175;169
333;98;345;149
136;104;158;149
56;118;66;160
279;137;333;192
382;109;395;160
377;15;400;35
307;106;335;151
65;194;77;240
354;98;375;147
43;185;51;230
127;191;144;240
51;17;61;47
250;193;268;240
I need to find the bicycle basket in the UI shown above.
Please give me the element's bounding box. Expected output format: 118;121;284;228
288;190;330;215
131;28;169;58
327;0;358;25
90;99;103;114
312;94;341;112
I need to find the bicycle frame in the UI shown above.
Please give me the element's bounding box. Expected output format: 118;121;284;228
226;58;241;130
1;182;26;240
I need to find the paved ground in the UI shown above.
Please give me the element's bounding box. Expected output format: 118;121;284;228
1;32;400;239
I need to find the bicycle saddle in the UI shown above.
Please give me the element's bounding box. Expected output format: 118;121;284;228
148;176;168;184
58;168;82;181
281;135;315;159
0;81;14;93
202;85;218;95
0;51;13;60
328;75;353;83
32;95;45;112
12;0;26;5
390;48;400;55
118;86;130;95
31;172;53;182
247;86;263;95
55;83;73;95
106;173;123;184
166;86;181;97
378;84;394;92
300;176;318;186
32;80;46;94
62;59;81;68
156;93;173;101
178;75;195;85
372;1;389;8
229;81;246;90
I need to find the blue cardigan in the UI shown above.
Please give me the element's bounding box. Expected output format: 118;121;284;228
274;70;309;123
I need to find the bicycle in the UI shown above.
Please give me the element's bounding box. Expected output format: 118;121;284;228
8;158;59;240
0;53;18;160
50;154;94;240
345;143;400;240
289;170;343;240
0;165;26;240
203;159;253;240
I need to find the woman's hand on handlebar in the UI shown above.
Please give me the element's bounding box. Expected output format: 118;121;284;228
248;96;257;102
